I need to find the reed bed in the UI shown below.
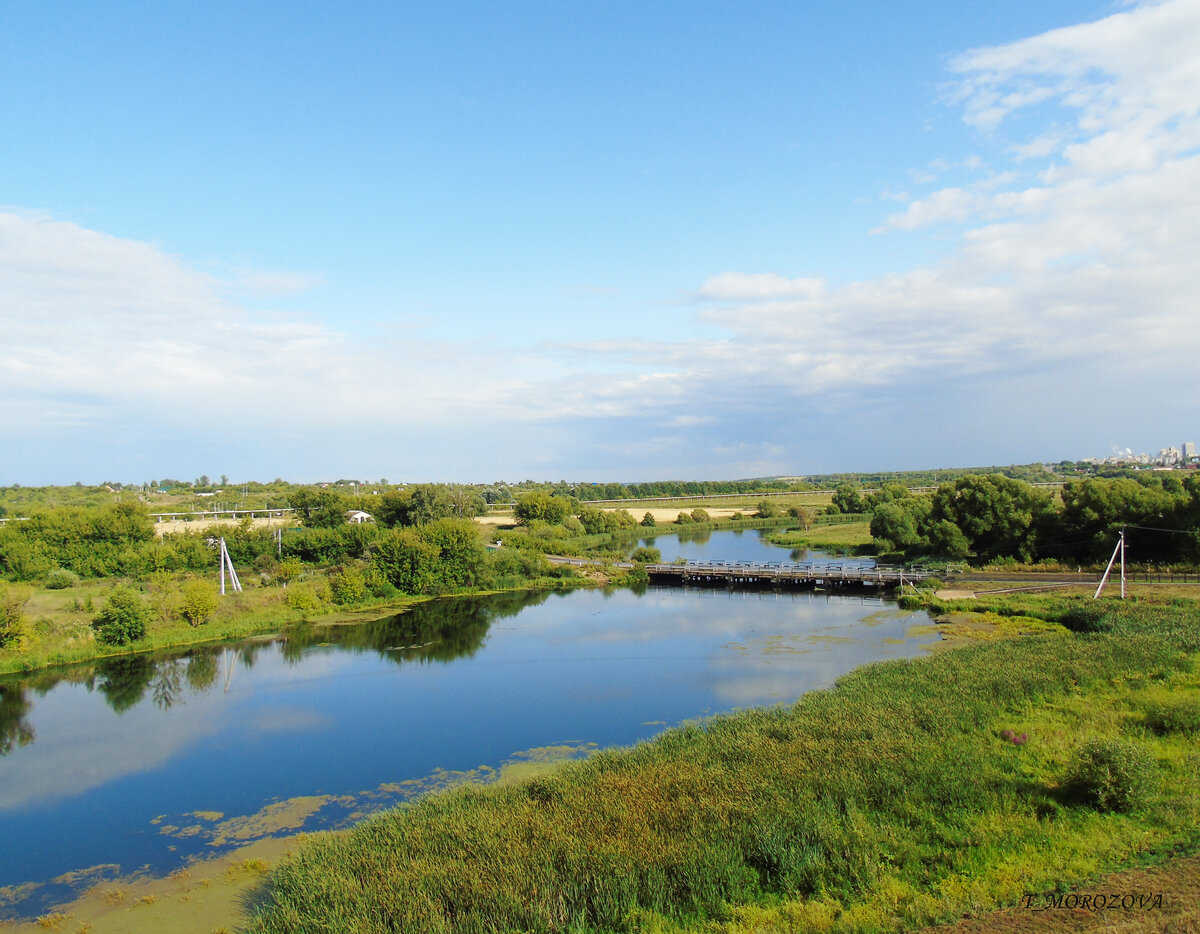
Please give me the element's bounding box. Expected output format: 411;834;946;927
246;596;1200;933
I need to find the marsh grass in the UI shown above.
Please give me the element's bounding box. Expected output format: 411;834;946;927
246;595;1200;934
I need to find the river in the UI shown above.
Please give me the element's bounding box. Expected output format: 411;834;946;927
0;529;930;920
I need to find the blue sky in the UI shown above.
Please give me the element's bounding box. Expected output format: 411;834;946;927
3;0;1198;484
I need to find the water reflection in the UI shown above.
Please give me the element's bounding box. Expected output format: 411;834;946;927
280;590;549;666
0;533;931;922
0;684;33;755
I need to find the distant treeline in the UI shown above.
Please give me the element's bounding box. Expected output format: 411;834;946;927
862;473;1200;565
0;489;571;600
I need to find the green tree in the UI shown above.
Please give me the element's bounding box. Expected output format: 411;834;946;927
928;475;1052;563
788;505;814;529
513;492;572;525
370;529;442;594
180;580;219;626
289;489;347;529
0;584;30;648
870;502;921;552
640;512;657;527
830;483;865;514
92;586;149;645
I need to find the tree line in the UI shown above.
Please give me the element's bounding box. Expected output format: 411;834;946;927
865;473;1200;565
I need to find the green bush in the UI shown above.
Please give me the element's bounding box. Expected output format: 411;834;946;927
1062;738;1153;812
0;583;30;648
329;566;368;605
45;568;80;589
180;580;219;626
641;512;657;527
92;586;149;645
285;582;330;611
1142;697;1200;736
630;546;662;564
690;508;710;523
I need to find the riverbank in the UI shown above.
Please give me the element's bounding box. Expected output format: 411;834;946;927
243;591;1200;933
0;573;592;677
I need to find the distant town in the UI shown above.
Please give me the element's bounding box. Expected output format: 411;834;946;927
1082;440;1198;469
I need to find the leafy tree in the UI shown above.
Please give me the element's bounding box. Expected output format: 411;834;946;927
289;489;347;529
513;492;572;525
329;565;369;604
928;475;1052;563
180;580;219;626
788;506;814;529
830;483;865;514
370;529;442;594
0;584;30;648
756;500;779;519
870;503;922;552
92;585;149;645
417;519;486;590
641;512;657;527
630;546;661;564
690;508;710;523
1057;478;1179;561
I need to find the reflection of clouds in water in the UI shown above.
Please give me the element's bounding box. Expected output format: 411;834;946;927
0;685;229;811
514;589;911;649
708;617;927;706
0;644;349;811
246;706;333;734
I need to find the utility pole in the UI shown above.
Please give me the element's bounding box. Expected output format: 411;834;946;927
218;537;243;595
1093;526;1126;600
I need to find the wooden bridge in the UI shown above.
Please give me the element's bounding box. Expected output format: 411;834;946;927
644;560;931;591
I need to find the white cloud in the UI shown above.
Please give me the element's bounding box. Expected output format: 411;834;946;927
534;0;1200;425
0;211;547;436
695;272;826;302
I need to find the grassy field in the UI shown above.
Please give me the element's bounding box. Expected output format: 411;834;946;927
765;520;874;551
244;592;1200;933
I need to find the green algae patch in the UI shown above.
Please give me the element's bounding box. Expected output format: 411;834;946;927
207;797;330;846
911;610;1069;651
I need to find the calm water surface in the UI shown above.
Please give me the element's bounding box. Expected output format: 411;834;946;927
0;533;928;918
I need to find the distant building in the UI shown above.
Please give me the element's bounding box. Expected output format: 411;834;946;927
344;510;374;524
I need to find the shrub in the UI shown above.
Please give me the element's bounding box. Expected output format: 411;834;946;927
641;512;657;527
674;512;694;525
1062;738;1153;812
329;566;368;605
181;580;219;626
630;546;662;564
92;586;149;645
690;508;710;523
45;568;80;589
285;582;329;611
0;583;30;648
1142;697;1200;736
756;500;779;518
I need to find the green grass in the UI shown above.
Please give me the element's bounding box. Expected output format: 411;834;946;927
0;567;582;675
245;594;1200;933
765;520;875;550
